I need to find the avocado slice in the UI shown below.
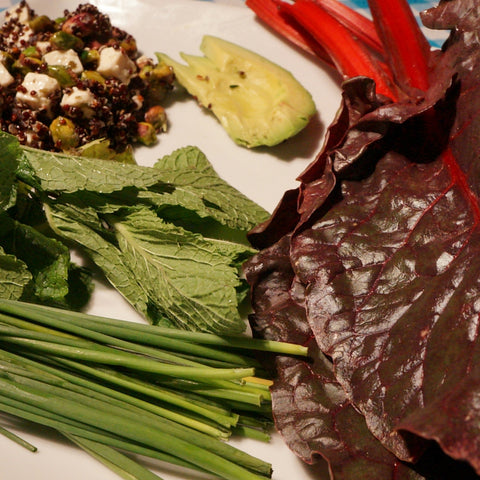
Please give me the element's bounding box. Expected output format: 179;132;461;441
156;36;316;148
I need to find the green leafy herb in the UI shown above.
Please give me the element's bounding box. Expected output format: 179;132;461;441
0;132;268;332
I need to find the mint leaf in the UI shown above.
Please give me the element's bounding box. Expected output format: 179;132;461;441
9;133;262;332
0;247;32;300
18;145;166;194
0;212;90;306
0;132;20;210
150;146;269;230
110;207;246;333
45;202;152;321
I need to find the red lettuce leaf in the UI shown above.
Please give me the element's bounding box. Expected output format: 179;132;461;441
246;0;480;476
246;237;425;480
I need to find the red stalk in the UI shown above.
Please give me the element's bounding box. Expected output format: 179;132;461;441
276;0;397;99
247;0;479;223
245;0;333;62
364;0;479;221
367;0;431;92
310;0;384;57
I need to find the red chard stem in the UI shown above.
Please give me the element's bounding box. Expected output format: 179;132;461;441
367;0;431;93
276;0;397;99
245;0;332;62
310;0;384;56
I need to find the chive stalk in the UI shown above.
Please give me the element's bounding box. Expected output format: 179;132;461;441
0;298;299;479
0;376;270;480
0;423;37;452
0;299;308;356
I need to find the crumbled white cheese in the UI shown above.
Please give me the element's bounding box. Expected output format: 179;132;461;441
36;41;52;55
97;47;136;84
16;72;60;111
61;87;96;118
43;49;84;74
3;4;35;49
6;4;32;24
0;61;14;88
18;24;34;44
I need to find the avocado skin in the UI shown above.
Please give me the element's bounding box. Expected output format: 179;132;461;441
157;35;316;148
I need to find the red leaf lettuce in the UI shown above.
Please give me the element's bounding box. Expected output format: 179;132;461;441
244;0;480;478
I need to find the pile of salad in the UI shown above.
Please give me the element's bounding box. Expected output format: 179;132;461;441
0;1;174;152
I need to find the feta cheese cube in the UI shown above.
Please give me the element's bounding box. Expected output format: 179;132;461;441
43;49;84;74
61;87;96;118
16;72;60;111
97;47;136;84
0;61;14;88
6;4;32;24
36;41;52;55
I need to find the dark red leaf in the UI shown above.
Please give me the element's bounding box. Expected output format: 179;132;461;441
245;237;425;480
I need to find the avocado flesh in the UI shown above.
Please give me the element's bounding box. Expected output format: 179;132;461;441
156;35;316;148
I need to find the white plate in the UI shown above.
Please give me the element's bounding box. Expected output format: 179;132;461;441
1;1;342;479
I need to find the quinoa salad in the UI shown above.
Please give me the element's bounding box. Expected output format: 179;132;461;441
0;1;174;152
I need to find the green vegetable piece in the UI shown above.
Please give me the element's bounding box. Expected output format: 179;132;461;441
75;138;135;164
50;31;84;51
139;62;174;105
81;70;105;84
50;116;80;150
22;46;40;58
157;35;316;148
138;63;172;83
137;122;157;146
12;57;42;75
80;49;100;68
28;15;53;34
144;105;166;131
47;65;76;87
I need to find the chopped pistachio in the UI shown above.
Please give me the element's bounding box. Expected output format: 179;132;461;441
137;122;157;146
22;45;40;58
144;105;167;131
80;49;100;69
50;116;79;149
29;14;53;33
47;65;76;87
50;31;84;51
81;70;105;84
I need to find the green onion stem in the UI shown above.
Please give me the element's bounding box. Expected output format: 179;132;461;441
0;423;37;452
1;303;262;368
0;397;205;473
0;299;290;480
64;434;165;480
0;353;230;439
0;376;271;480
0;299;308;356
0;313;220;369
50;356;240;429
0;336;255;381
232;426;271;442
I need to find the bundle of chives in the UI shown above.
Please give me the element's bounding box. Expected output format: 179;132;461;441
0;299;308;480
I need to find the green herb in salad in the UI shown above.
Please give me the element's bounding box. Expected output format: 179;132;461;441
0;131;269;333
